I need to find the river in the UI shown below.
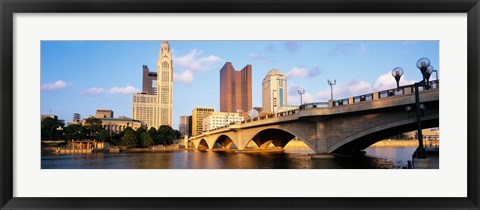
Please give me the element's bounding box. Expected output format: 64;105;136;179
41;146;439;169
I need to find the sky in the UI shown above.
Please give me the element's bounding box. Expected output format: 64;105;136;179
41;40;439;130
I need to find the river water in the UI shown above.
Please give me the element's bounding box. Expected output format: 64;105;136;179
41;146;439;169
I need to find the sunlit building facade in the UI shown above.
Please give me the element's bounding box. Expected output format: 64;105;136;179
203;112;244;132
262;68;287;113
132;41;173;129
219;62;252;113
191;107;214;136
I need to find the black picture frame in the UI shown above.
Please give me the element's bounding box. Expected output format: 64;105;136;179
1;0;479;209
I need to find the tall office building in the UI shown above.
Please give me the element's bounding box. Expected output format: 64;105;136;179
132;41;173;129
142;65;158;95
219;62;252;113
262;69;287;113
179;115;191;137
191;107;214;136
157;41;174;127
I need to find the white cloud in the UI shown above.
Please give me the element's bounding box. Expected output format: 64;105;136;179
286;67;321;78
174;70;194;84
287;83;313;105
80;85;140;95
286;67;308;78
41;80;68;91
316;80;373;101
173;49;222;72
107;85;140;94
80;87;104;95
315;72;417;101
373;72;417;91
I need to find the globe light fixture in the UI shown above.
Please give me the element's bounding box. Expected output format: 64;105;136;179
391;67;404;90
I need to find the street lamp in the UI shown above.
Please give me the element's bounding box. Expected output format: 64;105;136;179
411;57;435;159
297;89;305;106
391;67;404;90
416;57;434;90
327;80;336;100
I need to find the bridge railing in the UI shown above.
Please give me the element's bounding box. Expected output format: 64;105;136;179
333;98;349;106
410;80;439;93
300;102;329;109
378;88;405;99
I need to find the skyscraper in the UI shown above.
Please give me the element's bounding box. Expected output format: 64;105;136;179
219;62;252;113
142;65;157;95
179;115;191;137
132;41;173;129
157;41;174;127
262;69;287;113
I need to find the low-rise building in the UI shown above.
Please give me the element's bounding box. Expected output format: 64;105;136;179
203;112;244;132
82;117;144;134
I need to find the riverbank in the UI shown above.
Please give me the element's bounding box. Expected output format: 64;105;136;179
371;139;439;147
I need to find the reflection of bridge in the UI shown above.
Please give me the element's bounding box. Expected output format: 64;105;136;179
189;81;439;155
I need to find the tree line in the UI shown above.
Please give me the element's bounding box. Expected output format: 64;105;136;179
41;117;181;148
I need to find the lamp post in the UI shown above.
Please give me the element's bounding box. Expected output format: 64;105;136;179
327;80;336;100
391;67;404;90
412;57;435;159
298;89;305;106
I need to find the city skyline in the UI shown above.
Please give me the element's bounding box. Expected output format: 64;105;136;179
41;40;439;130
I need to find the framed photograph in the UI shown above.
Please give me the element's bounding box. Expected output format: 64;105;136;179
1;0;479;209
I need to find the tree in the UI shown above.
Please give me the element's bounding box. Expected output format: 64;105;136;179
41;117;65;140
157;125;178;145
147;127;159;145
64;124;87;140
84;117;102;138
97;129;111;143
140;132;153;148
121;129;136;148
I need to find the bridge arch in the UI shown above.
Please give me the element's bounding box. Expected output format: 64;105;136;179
188;141;195;149
212;134;238;150
329;116;439;153
245;128;316;151
197;139;209;150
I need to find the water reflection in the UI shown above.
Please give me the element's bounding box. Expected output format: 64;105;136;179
42;146;437;169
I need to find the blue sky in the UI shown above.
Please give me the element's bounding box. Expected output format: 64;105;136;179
41;40;439;129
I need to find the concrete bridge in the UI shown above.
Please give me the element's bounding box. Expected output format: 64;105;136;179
189;82;439;155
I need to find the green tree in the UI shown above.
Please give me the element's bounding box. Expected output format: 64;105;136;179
121;128;136;148
140;132;154;148
41;117;65;140
84;117;103;138
147;127;159;145
110;133;123;146
157;125;178;145
97;129;111;143
64;124;87;140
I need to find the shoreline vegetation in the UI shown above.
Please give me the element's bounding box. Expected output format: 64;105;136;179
42;139;439;154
